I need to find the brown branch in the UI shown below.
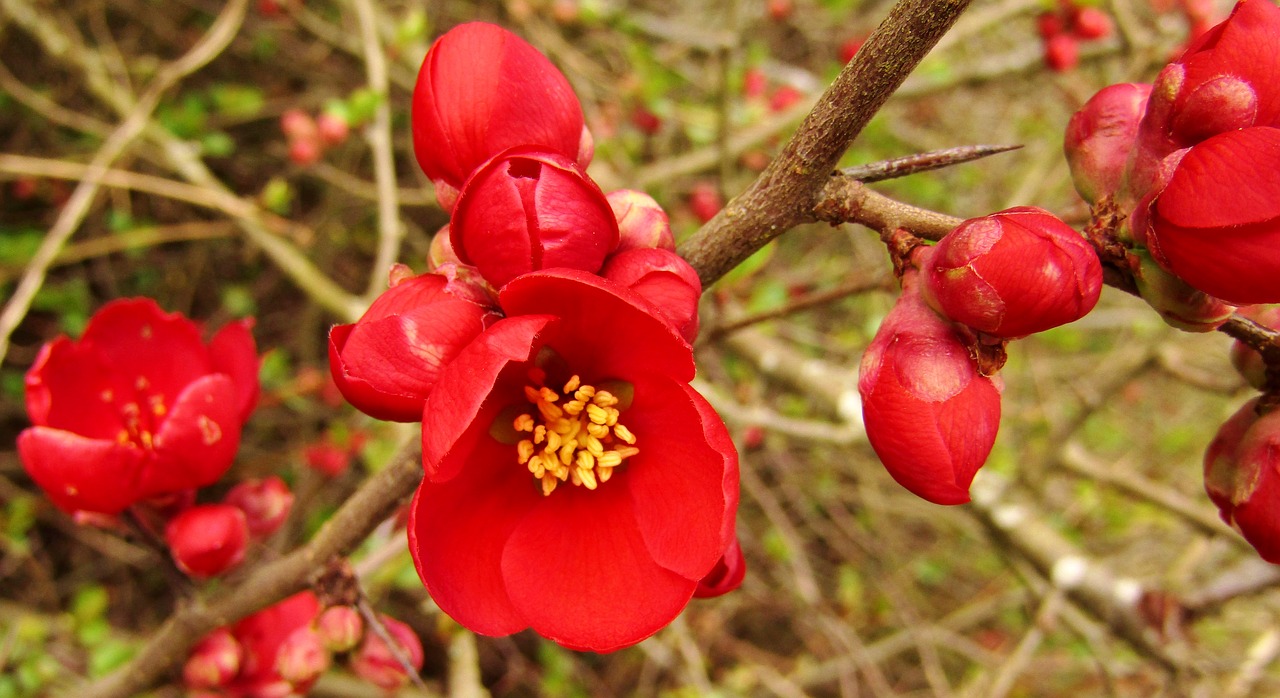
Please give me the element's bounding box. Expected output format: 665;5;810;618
76;443;423;698
678;0;973;288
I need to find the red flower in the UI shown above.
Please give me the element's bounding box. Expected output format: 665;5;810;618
408;270;738;651
411;22;590;203
450;148;620;289
1204;399;1280;563
187;592;322;697
1065;83;1152;204
329;269;499;422
166;503;250;578
921;207;1103;338
18;299;259;515
1136;126;1280;305
859;276;1002;505
1129;0;1280;194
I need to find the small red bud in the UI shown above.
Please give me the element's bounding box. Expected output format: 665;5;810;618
316;112;350;146
1044;34;1080;72
315;606;364;653
183;628;242;689
280;109;317;142
275;626;331;686
223;476;293;538
688;182;723;224
1071;6;1114;39
166;504;249;578
607;189;675;253
350;616;424;691
288;137;322;166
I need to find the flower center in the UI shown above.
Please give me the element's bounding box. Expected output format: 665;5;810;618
513;373;639;496
109;375;167;450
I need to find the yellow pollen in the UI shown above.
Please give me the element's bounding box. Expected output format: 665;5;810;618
512;373;639;496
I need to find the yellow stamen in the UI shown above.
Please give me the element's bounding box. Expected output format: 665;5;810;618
513;373;639;496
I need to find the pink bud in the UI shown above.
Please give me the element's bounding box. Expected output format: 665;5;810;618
1044;34;1080;72
183;628;242;689
223;476;293;538
1036;11;1065;38
288;137;322;167
1205;399;1280;563
316;112;350;146
1071;6;1114;39
166;504;249;578
630;105;662;135
768;85;804;113
743;69;767;99
1229;305;1280;389
280;109;317;142
350;616;424;691
275;626;331;686
601;248;702;343
859;277;1002;505
694;536;746;598
1065;83;1152;203
451;148;619;289
315;606;364;653
1129;247;1235;331
607;189;675;253
688;181;723;224
921;207;1102;338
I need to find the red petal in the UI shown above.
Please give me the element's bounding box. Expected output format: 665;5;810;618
498;269;695;382
421;315;554;483
500;483;696;651
1179;0;1280;127
329;323;426;422
1157;127;1280;229
208;318;260;423
411;23;584;189
407;444;539;637
1147;216;1280;305
624;377;737;580
24;337;120;438
17;427;146;514
601;248;702;343
80;298;212;406
144;374;242;498
232;592;320;684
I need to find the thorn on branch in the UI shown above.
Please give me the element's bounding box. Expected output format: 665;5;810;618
841;143;1023;183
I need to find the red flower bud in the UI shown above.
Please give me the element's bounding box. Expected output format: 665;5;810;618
839;36;866;63
921;207;1102;338
1065;83;1152;203
1044;34;1080;72
275;626;331;686
859;278;1002;505
608;189;675;253
601;248;702;344
19;299;259;515
1036;11;1065;38
1071;6;1114;39
329;271;499;422
1128;0;1280;195
350;616;424;692
1230;305;1280;389
166;504;250;578
315;606;364;653
224;476;293;538
280;109;317;142
688;181;723;224
316;112;350;147
451;148;619;289
1136;127;1280;305
768;85;804;113
1205;399;1280;563
411;22;588;195
694;536;746;598
183;628;242;689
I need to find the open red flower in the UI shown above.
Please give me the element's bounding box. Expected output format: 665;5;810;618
19;299;259;515
1136;127;1280;305
329;268;500;422
408;270;738;651
411;22;590;206
451;148;619;289
860;276;1002;505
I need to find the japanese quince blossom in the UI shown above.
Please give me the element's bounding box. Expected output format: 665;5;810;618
408;270;738;652
921;207;1103;338
412;22;592;209
19;298;259;515
1204;399;1280;563
859;274;1003;505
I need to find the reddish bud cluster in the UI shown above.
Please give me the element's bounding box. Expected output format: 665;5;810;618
280;108;350;166
1036;1;1114;72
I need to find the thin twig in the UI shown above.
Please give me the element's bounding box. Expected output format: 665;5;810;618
348;0;405;300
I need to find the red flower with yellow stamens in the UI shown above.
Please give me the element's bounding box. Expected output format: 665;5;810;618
407;269;739;651
18;298;259;515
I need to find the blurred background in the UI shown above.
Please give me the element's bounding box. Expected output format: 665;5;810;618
0;0;1270;696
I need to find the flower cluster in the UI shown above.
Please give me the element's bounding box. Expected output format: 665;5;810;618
1067;0;1280;319
860;209;1102;505
330;22;740;652
182;593;424;697
17;299;291;579
1037;0;1114;72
